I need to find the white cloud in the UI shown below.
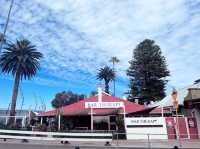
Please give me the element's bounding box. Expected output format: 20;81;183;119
0;0;200;93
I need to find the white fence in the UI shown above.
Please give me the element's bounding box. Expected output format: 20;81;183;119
0;129;112;142
0;116;28;127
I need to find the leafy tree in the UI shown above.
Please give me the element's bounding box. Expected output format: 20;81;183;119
97;66;115;94
0;39;43;125
51;91;86;108
109;57;120;96
90;90;98;96
194;79;200;84
127;39;170;104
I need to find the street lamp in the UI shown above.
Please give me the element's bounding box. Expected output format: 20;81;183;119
171;88;181;146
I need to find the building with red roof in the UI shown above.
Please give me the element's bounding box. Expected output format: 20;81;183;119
39;94;150;117
38;87;170;132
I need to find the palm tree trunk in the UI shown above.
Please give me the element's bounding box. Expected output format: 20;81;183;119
112;61;115;96
8;71;20;127
105;81;110;94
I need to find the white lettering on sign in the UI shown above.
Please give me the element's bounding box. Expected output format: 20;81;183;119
125;117;164;126
85;102;124;109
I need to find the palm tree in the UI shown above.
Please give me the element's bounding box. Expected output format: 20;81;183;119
109;56;120;96
97;66;115;94
0;39;43;125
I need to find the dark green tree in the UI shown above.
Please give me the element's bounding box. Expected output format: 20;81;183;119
0;39;43;125
127;39;170;104
194;79;200;84
90;90;98;96
97;66;115;94
51;91;86;108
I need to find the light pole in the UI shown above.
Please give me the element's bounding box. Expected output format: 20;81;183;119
171;88;181;146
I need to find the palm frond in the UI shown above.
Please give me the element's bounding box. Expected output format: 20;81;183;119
0;39;43;80
97;66;115;82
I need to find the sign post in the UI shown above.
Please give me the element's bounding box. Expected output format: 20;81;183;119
171;88;181;147
91;108;93;131
58;114;61;131
123;104;126;138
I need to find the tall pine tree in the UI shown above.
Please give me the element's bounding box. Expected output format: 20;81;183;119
127;39;170;104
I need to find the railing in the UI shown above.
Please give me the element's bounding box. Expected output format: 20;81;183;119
113;132;200;148
0;129;112;142
0;130;199;148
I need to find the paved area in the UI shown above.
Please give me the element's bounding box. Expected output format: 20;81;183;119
0;143;180;149
1;139;200;148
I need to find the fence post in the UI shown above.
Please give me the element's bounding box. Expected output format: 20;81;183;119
117;133;119;146
178;136;182;148
147;134;151;148
5;117;8;125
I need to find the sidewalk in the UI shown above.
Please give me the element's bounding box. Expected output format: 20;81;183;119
1;139;200;148
112;139;200;148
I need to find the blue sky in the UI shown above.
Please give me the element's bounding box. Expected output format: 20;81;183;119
0;0;200;110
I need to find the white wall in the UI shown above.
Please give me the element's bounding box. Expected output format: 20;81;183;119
125;117;167;139
193;108;200;136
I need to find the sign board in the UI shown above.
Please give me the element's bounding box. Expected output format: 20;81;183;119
125;117;167;140
125;117;164;127
85;102;124;109
188;118;196;128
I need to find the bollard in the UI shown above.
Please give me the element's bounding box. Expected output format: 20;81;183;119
173;146;179;149
61;140;70;144
105;141;111;146
21;139;29;143
64;141;69;144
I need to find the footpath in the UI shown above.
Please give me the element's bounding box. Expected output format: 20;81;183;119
1;139;200;148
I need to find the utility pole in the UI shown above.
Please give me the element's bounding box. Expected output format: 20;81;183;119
39;96;46;112
6;103;11;115
33;93;38;112
0;0;14;53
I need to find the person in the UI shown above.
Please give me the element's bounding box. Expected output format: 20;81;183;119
173;146;179;149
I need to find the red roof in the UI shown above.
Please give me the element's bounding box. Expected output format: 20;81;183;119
39;95;149;117
150;107;171;114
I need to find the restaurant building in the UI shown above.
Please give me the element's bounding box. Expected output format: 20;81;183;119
38;86;166;132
